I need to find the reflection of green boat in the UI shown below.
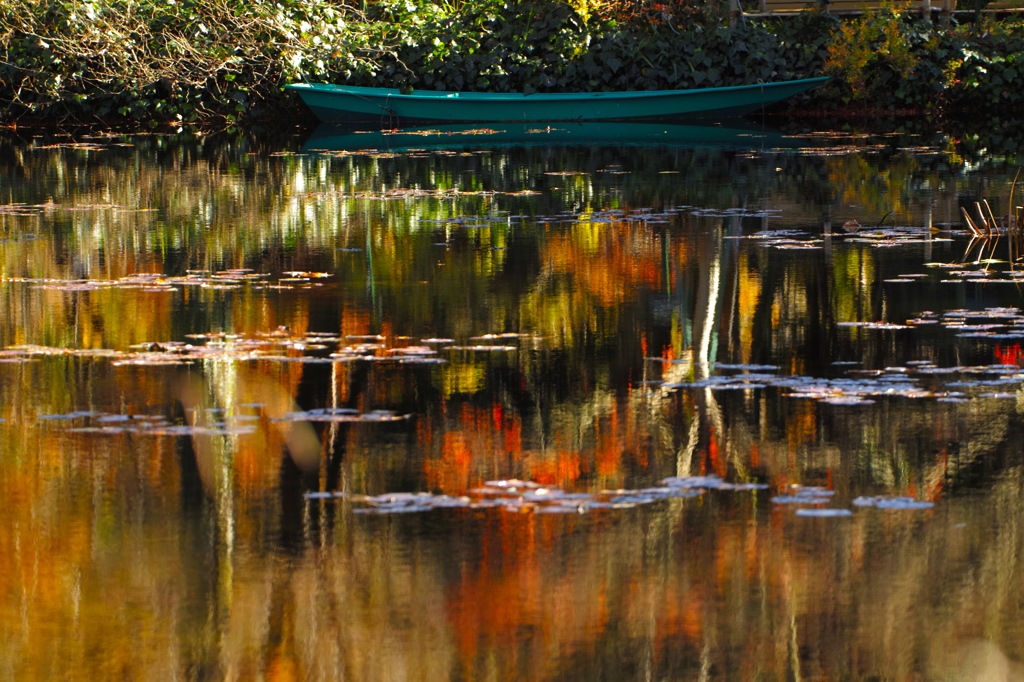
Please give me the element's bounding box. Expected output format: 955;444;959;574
301;121;797;152
285;78;828;124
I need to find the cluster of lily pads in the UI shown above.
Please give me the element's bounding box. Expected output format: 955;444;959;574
2;326;533;434
731;225;952;251
37;410;259;436
0;269;332;294
304;476;933;517
773;487;853;517
306;475;764;515
849;307;1024;344
653;353;1024;405
299;186;540;201
31;406;414;435
277;408;411;424
417;205;780;232
924;263;1024;287
769;484;933;517
310;143;514;160
650;306;1024;405
730;225;1024;289
792;143;892;158
0;198;162;218
0;327;534;369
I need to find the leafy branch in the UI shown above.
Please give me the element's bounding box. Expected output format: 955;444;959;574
0;0;400;124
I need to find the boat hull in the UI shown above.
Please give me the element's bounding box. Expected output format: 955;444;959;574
285;78;829;124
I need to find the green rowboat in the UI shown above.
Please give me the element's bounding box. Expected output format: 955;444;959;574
285;77;828;124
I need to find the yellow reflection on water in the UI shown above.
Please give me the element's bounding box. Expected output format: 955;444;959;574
3;131;1024;680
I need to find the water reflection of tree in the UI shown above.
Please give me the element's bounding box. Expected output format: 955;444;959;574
8;134;1024;679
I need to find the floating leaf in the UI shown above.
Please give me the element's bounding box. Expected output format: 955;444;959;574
852;496;934;510
795;508;853;517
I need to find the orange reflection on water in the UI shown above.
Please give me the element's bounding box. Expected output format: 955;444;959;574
542;222;663;307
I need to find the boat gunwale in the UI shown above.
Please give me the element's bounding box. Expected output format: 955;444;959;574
284;77;830;103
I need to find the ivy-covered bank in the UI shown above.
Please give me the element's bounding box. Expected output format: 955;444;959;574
1;0;1023;127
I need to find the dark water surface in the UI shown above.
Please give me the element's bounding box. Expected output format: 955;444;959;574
3;121;1024;680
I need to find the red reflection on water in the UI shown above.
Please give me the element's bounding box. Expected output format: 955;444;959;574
994;344;1024;366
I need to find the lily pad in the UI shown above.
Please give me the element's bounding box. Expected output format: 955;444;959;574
795;508;853;517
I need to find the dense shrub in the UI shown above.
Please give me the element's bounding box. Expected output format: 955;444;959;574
822;7;1024;111
0;0;1023;126
0;0;397;124
350;2;835;94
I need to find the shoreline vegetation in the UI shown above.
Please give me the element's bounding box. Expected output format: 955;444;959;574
1;0;1023;129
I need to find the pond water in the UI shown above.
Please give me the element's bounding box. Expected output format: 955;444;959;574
3;120;1024;680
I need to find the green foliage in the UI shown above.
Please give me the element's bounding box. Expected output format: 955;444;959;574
0;0;396;125
2;0;1024;125
824;3;918;100
822;6;1024;111
348;1;834;94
